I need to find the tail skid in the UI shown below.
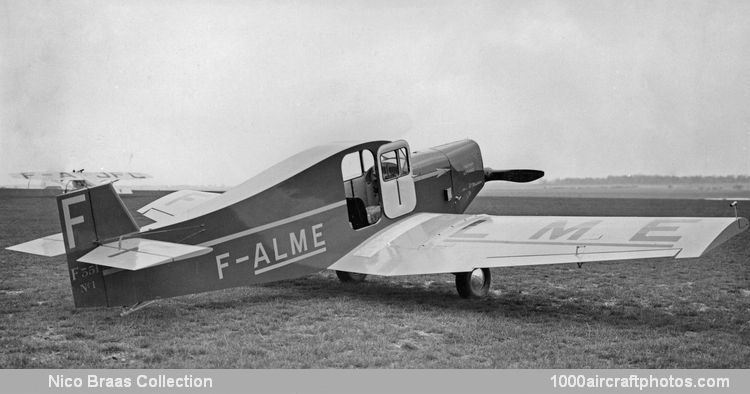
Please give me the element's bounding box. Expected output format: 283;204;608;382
120;300;159;316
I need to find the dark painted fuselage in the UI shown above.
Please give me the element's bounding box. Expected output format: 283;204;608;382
69;140;487;307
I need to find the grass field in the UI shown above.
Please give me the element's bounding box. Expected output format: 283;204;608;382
0;190;748;368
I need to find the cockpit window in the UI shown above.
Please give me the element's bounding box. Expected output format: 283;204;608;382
380;150;399;181
398;147;410;176
341;151;363;181
341;148;381;230
341;149;376;181
380;148;410;181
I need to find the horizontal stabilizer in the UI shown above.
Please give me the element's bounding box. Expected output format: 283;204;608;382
78;238;212;271
5;233;65;257
138;190;219;222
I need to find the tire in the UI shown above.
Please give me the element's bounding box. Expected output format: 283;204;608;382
336;270;368;283
455;268;491;298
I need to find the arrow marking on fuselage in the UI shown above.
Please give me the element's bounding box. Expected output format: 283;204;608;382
413;167;450;182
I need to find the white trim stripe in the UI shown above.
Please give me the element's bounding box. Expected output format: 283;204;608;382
255;247;327;275
198;200;346;247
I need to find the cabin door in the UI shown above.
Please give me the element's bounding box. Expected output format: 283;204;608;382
377;140;417;219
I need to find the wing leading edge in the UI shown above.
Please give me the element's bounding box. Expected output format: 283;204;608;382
329;213;748;276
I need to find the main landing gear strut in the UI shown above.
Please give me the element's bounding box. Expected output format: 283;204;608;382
335;270;368;283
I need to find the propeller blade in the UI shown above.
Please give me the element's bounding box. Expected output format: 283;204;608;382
484;168;544;183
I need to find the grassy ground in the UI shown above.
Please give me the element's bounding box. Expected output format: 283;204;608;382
0;191;748;368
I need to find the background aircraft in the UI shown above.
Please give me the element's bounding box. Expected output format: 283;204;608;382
6;139;747;310
11;170;151;194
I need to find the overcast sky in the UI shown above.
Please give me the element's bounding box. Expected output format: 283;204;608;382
1;0;749;187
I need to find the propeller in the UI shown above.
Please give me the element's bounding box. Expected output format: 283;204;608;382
484;168;544;183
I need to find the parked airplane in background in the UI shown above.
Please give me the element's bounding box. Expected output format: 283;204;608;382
6;139;748;311
11;170;151;194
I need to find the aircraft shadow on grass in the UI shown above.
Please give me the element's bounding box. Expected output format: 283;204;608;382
177;273;723;334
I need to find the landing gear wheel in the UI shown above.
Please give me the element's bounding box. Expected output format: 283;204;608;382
336;270;367;283
455;268;491;298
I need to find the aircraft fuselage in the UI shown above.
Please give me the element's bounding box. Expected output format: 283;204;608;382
65;140;488;307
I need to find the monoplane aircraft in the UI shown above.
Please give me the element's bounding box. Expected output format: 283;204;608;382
6;139;747;310
11;170;151;194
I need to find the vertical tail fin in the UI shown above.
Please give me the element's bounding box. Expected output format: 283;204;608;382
56;183;139;307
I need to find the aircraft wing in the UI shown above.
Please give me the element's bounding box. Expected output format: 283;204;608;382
137;190;220;222
81;172;151;180
12;172;54;179
10;172;149;193
329;213;748;276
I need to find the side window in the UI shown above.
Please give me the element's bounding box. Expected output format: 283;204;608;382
341;152;363;181
342;148;381;230
380;148;410;181
342;150;376;181
362;150;375;175
398;147;409;176
380;150;399;181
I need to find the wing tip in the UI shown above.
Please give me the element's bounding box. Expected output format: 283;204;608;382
680;217;748;258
